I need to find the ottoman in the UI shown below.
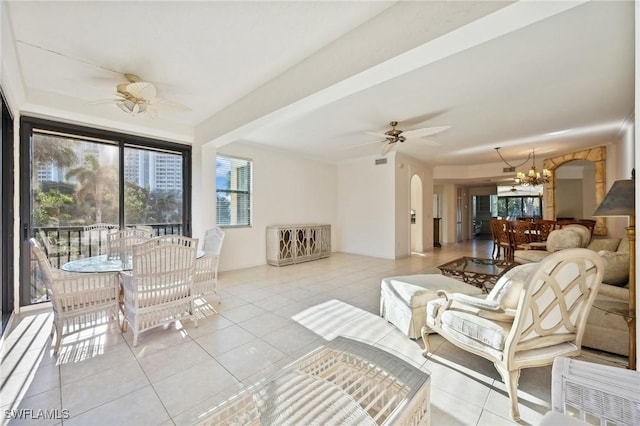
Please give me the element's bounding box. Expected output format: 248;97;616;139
380;274;484;339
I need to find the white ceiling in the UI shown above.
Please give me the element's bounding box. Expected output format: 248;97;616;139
3;1;635;171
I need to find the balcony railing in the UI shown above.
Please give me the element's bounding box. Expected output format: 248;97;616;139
34;223;183;269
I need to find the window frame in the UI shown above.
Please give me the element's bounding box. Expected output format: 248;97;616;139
215;154;252;228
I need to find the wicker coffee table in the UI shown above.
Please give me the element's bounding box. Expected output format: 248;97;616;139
199;337;431;425
437;256;518;292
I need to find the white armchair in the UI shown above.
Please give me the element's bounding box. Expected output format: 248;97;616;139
422;248;604;421
120;235;198;346
540;357;640;426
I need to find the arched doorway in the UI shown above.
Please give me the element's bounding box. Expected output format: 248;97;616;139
410;175;423;253
543;146;606;235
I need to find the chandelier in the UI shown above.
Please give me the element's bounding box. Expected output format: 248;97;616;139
515;149;551;186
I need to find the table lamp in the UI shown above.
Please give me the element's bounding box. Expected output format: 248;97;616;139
593;170;635;369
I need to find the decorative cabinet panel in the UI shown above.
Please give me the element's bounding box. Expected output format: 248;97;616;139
267;224;331;266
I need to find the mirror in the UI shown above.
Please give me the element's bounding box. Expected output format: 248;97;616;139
542;146;606;235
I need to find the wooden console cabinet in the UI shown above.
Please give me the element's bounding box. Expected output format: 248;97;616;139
267;224;331;266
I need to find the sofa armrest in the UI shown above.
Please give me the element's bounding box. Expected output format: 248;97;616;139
597;282;629;300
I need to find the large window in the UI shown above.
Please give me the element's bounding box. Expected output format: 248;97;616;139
216;155;251;227
493;196;542;219
21;117;191;306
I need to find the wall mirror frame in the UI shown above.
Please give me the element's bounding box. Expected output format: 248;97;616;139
542;146;606;236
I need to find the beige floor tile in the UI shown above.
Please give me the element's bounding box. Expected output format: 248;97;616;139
180;313;234;339
261;322;323;355
214;340;288;381
152;358;238;417
193;324;257;357
219;304;266;323
430;388;484;426
476;409;519;426
61;359;149;417
4;388;62;426
64;385;170;426
59;340;135;384
237;312;292;336
122;321;193;357
137;340;212;383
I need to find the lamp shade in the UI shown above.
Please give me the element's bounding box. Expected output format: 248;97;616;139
593;179;635;217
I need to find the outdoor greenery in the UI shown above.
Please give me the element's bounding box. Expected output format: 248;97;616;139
32;137;183;228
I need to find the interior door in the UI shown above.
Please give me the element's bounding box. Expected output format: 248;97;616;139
456;187;463;242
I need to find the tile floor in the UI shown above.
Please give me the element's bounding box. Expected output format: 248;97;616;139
1;240;624;425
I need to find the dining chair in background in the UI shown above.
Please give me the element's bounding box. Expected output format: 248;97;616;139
106;228;153;261
510;220;533;253
193;227;225;312
82;223;118;256
494;219;512;260
120;235;199;346
532;219;557;242
29;238;120;355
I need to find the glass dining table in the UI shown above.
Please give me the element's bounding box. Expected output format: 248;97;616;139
62;250;206;273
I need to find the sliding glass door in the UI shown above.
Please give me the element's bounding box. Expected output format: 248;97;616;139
20;117;191;306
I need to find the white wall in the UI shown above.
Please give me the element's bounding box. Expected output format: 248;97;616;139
198;142;338;271
336;155;395;258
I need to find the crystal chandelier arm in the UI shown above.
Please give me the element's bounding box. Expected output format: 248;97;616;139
495;147;532;168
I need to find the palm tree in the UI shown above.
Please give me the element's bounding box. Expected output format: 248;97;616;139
33;134;78;169
152;190;181;222
66;153;118;223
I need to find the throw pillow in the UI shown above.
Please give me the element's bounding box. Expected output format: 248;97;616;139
561;224;591;247
587;237;621;252
546;229;582;252
483;263;538;319
617;237;629;254
598;250;630;286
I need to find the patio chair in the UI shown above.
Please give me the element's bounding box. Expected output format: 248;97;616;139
120;235;199;346
540;357;640;426
82;223;118;255
422;248;604;421
29;238;120;355
105;228;153;261
193;227;225;305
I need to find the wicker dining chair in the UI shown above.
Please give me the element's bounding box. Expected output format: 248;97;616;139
193;227;225;306
120;235;199;346
82;223;118;255
29;238;120;355
540;357;640;426
105;228;153;260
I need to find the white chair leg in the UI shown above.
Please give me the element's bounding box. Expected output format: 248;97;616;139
496;364;521;421
53;325;63;355
421;326;432;357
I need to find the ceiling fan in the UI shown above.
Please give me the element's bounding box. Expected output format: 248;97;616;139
90;74;190;118
365;121;450;155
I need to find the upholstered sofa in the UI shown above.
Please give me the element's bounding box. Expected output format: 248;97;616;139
513;225;630;356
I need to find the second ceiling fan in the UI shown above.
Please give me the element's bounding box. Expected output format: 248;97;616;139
366;121;450;155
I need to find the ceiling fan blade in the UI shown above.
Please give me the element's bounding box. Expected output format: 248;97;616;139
340;139;384;151
401;126;450;138
151;97;191;111
404;137;440;146
126;81;157;100
381;142;395;156
85;99;119;106
364;131;388;138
